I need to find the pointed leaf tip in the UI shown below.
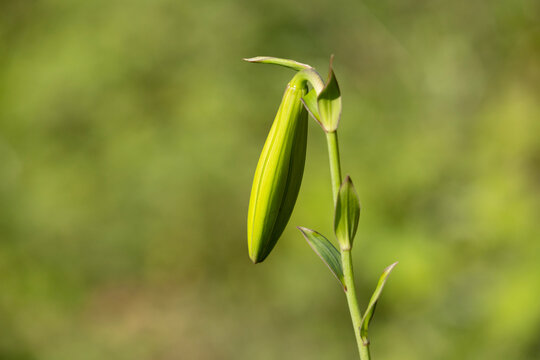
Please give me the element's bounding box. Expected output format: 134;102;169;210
298;227;345;288
243;56;313;71
360;262;398;343
384;261;399;273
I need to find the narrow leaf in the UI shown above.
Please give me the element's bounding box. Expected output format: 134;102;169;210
317;55;342;132
298;226;345;288
360;262;398;344
301;89;322;125
334;176;360;250
243;56;312;71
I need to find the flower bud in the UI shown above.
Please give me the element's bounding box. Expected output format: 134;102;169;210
247;74;308;263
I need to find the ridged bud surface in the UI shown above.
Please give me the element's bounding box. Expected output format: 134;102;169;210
247;76;308;263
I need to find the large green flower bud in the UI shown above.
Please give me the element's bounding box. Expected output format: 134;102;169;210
247;73;309;263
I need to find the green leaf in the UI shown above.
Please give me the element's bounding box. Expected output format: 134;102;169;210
298;226;345;288
334;176;360;250
244;56;325;94
243;56;312;71
317;55;342;132
301;89;322;125
360;262;398;344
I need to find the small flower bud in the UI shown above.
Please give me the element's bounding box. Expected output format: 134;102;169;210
247;74;308;263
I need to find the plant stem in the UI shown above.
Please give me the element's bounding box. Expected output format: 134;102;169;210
325;130;371;360
342;249;371;359
326;131;342;203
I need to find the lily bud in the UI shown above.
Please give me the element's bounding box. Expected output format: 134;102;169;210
247;73;308;263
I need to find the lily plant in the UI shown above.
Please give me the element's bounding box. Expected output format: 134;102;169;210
245;55;397;360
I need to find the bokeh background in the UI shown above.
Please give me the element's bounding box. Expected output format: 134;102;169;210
1;0;539;359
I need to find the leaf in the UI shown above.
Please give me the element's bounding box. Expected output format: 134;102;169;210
334;176;360;250
317;55;342;132
243;56;312;71
298;227;345;288
301;89;322;125
360;262;398;344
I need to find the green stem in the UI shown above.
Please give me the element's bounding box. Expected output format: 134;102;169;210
326;130;371;360
326;131;342;202
342;250;370;359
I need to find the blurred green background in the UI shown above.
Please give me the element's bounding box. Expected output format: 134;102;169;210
1;0;539;359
